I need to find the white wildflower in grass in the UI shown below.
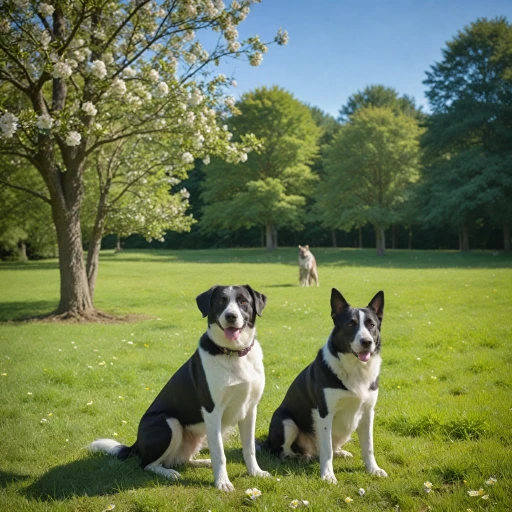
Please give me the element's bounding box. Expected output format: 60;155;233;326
276;27;289;46
27;392;33;396
91;60;107;79
245;488;262;500
249;52;263;67
423;481;433;493
0;112;18;138
344;497;353;504
52;61;73;79
111;78;127;96
482;495;489;500
485;477;497;486
40;418;48;424
86;401;93;405
467;489;484;497
81;102;97;116
289;499;309;509
1;373;6;376
102;505;115;512
40;30;51;49
182;152;194;164
154;82;169;98
65;131;81;147
358;488;365;496
98;361;106;366
38;3;55;16
148;69;160;82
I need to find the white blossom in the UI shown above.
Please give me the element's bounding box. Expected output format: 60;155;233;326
181;152;194;164
239;152;248;162
189;88;203;106
91;60;107;79
14;0;29;9
231;80;238;87
102;53;114;65
36;114;53;130
148;69;160;82
123;66;137;77
276;28;289;46
111;78;127;96
228;41;241;52
82;102;98;116
0;112;18;138
154;82;169;98
40;30;51;49
65;131;81;147
38;3;55;17
203;155;210;165
183;30;195;42
249;52;263;66
52;61;73;79
224;96;235;108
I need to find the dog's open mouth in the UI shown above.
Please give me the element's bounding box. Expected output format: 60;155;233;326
353;350;371;362
223;326;244;341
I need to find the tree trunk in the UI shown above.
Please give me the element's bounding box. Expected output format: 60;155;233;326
359;226;363;249
392;224;396;249
408;228;413;250
265;221;276;251
116;234;123;252
504;222;511;252
332;230;337;248
460;224;470;251
375;226;385;256
260;226;265;248
18;241;27;261
86;186;109;301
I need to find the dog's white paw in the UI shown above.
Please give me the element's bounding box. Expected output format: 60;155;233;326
321;473;338;484
334;449;353;458
250;469;271;478
368;467;388;477
215;479;235;492
162;468;181;480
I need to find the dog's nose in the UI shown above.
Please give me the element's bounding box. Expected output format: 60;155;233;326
225;312;237;323
360;338;372;349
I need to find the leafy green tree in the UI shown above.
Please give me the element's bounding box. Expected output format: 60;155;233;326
0;0;287;318
338;84;424;123
315;106;422;256
200;86;320;250
422;17;512;250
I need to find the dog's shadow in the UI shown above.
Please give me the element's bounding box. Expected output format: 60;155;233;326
23;454;207;501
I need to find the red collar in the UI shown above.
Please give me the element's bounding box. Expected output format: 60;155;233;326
217;338;255;357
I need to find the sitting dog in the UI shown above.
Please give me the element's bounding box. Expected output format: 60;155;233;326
89;285;270;491
264;288;387;483
298;245;319;286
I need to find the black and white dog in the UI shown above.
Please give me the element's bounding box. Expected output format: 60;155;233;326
264;288;388;483
89;285;270;491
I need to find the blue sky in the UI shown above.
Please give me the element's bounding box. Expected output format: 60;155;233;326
214;0;512;118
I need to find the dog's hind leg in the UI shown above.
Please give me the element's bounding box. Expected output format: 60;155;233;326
189;458;211;467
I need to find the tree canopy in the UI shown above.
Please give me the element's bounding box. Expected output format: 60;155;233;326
200;86;320;250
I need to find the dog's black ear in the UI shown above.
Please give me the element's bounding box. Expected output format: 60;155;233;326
196;286;219;318
368;291;384;323
245;285;267;317
331;288;349;318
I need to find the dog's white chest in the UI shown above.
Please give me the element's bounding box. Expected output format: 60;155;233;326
200;344;265;426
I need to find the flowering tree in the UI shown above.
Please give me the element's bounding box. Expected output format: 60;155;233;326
0;0;287;319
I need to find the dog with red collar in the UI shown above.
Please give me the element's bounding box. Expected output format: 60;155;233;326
89;285;270;491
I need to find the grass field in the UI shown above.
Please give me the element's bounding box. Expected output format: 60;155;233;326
1;248;511;511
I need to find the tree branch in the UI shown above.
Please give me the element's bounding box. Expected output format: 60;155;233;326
0;179;51;204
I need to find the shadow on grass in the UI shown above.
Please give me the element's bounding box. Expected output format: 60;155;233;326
23;454;207;501
0;300;58;322
0;470;31;488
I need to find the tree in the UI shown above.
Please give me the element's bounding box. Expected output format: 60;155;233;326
422;17;512;250
200;86;320;250
0;0;288;318
338;84;424;123
315;106;422;256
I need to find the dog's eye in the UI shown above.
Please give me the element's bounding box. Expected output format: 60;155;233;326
347;321;356;327
368;322;375;329
219;297;227;305
239;299;248;306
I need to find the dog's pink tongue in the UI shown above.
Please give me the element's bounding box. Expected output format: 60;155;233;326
224;327;242;341
358;351;371;362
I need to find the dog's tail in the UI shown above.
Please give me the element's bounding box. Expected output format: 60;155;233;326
88;438;135;461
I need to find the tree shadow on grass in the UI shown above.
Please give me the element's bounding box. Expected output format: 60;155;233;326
0;300;58;322
23;454;207;501
0;470;31;488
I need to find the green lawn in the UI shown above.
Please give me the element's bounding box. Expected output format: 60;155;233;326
1;248;511;511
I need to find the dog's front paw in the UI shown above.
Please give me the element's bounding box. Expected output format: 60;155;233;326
334;449;353;458
321;473;338;484
215;479;235;492
250;469;271;478
368;467;388;477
